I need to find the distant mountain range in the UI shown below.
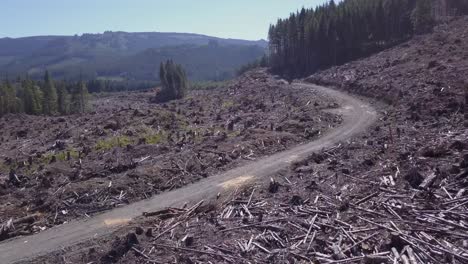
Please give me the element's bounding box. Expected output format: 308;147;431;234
0;32;267;81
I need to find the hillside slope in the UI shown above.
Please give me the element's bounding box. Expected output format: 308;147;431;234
308;17;468;122
101;44;265;81
0;32;267;81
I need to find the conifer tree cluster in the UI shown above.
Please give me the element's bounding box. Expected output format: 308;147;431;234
411;0;435;34
0;71;89;117
451;0;468;14
268;0;442;78
154;60;189;102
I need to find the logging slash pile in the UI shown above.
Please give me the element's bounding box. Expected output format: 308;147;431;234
0;69;341;242
25;17;468;264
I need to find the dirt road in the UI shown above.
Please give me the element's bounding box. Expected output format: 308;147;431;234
0;83;377;263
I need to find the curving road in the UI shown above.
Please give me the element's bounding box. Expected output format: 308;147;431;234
0;83;377;263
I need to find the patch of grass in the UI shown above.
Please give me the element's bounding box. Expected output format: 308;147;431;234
228;130;241;138
156;109;191;131
222;100;235;109
57;149;80;161
0;162;10;174
96;136;133;151
40;149;80;163
0;149;80;175
95;128;171;150
143;132;167;145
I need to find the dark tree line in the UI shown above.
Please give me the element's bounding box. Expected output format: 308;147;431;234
0;71;89;116
153;60;189;103
86;79;157;93
268;0;468;79
450;0;468;14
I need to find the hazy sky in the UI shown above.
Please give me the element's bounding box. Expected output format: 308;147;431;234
0;0;328;40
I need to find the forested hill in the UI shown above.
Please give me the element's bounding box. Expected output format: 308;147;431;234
101;43;265;81
0;32;267;81
268;0;468;79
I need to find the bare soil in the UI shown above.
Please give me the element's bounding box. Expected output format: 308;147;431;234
0;69;341;242
23;17;468;264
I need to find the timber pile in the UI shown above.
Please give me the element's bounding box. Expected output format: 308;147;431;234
84;137;467;264
55;120;465;264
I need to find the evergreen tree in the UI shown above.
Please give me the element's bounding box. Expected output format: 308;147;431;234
268;0;423;78
412;0;434;34
159;62;168;88
154;60;188;103
77;81;89;113
0;75;90;117
174;64;187;99
70;81;89;114
42;71;58;115
0;80;22;115
452;0;468;14
23;81;37;114
57;83;70;115
32;85;44;114
4;81;18;113
0;83;6;116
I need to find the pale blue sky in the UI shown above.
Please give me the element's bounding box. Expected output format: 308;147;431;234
0;0;328;40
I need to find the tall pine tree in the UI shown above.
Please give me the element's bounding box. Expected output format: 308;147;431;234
77;81;89;113
23;80;38;114
42;71;58;115
70;81;89;114
412;0;435;34
57;82;70;115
